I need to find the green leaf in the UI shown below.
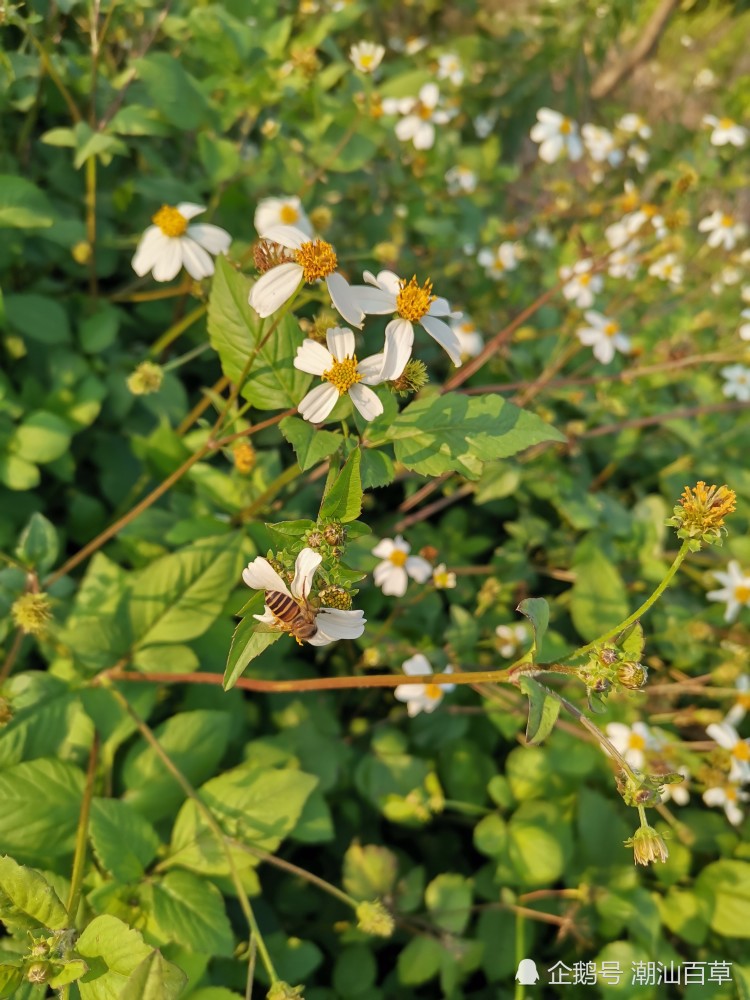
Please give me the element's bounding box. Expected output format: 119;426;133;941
128;535;244;648
397;936;443;986
10;412;72;464
0;176;54;229
280;416;342;471
384;392;564;480
5;293;70;345
696;860;750;938
71;124;127;169
224;601;283;690
48;960;88;988
0;454;40;491
76;915;153;1000
208;256;311;410
517;597;549;661
150;871;234;956
342;843;398;901
0;855;68;930
425;873;472;934
616;620;645;661
360;448;395;489
570;540;629;641
118;950;187;1000
0;758;84;865
0;965;24;998
134;53;212;130
519;677;560;746
15;513;58;574
89;799;160;882
319;446;362;523
309;123;378;173
507;802;572;888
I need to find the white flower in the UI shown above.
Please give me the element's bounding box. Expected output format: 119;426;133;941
648;253;683;285
432;563;456;589
616;113;651;140
530;108;583;163
242;547;365;646
707;721;750;783
739;309;750;341
495;624;528;659
577;310;631;364
254;197;312;239
559;259;602;308
445;165;477;195
350;41;385;73
473;112;496;139
249;224;364;327
726;675;750;727
532;226;555;249
389;34;428;55
703;783;749;826
698;210;747;251
581;123;622;165
660;766;690;806
627;144;650;171
608;241;640;279
293;326;409;424
703;115;747;147
605;721;657;769
132;203;231;282
394;654;455;717
707;559;750;621
382;83;454;150
478;242;521;280
349;269;463;366
372;536;432;597
721;364;750;402
450;316;484;360
437;52;464;85
694;68;717;91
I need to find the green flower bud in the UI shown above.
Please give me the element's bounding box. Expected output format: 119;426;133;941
127;361;164;396
11;592;52;635
356;899;395;938
267;982;305;1000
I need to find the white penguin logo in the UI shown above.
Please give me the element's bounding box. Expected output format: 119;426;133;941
515;958;540;985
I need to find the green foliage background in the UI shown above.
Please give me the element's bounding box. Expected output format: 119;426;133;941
2;0;750;997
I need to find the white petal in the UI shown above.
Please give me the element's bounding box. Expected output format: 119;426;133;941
326;273;366;328
374;563;408;596
291;547;322;599
132;228;167;277
326;326;356;361
406;555;432;583
186;223;232;254
371;270;402;295
297;383;339;423
257;223;311;249
308;608;366;644
349;383;383;421
253;609;278;626
419;82;440;107
372;540;395;558
394;683;427;702
295;339;334;376
249;262;302;317
375;321;413;381
346;285;396;316
180;238;215;280
356;353;385;383
242;557;290;596
151;239;184;282
402;653;432;676
420;314;463;366
395;116;420;142
429;297;453;317
413;122;435;150
176;203;206;220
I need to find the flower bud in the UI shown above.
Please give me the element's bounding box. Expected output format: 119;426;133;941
26;963;49;984
267;983;305;1000
322;522;346;547
309;206;332;232
389;359;429;397
617;661;648;690
306;530;324;548
11;592;52;636
626;824;669;866
317;586;352;610
127;361;163;396
356;899;395;938
233;442;257;475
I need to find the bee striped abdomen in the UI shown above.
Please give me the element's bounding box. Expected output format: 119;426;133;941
266;590;301;622
265;590;318;641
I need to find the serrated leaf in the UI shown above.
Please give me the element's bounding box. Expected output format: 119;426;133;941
48;960;88;988
517;598;549;661
118;950;186;1000
208;257;311;410
15;512;58;574
0;855;68;930
76;915;153;1000
519;677;560;746
319;447;362;523
0;758;84;865
89;799;160;882
617;621;644;661
280;416;342;471
360;448;395;489
150;871;234;956
224;598;284;689
0;965;24;998
384;392;564;480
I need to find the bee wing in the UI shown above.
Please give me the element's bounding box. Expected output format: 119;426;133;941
253;621;281;635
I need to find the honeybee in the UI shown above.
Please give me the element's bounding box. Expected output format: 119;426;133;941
263;590;318;643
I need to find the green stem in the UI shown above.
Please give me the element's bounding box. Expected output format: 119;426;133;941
550;689;641;784
150;304;207;357
162;342;212;372
235;463;304;524
514;910;525;1000
572;541;690;658
66;734;99;922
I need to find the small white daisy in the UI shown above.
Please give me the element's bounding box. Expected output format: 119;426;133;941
648;254;683;286
349;41;385;74
394;654;455;717
726;675;750;727
608;241;640;280
703;115;748;147
605;721;658;769
249;224;364;327
616;113;651;140
627;144;650;171
473;111;496;139
529;108;583;163
450;316;484;360
132;203;231;282
706;721;750;783
242;547;365;646
720;364;750;402
293;326;409;424
559;259;603;308
382;83;454;151
372;536;432;597
581;123;623;165
478;242;521;280
495;624;529;659
432;563;456;589
698;210;747;251
576;311;631;365
437;52;464;86
707;559;750;621
445;165;477;195
703;783;749;826
739;308;750;341
254;196;312;238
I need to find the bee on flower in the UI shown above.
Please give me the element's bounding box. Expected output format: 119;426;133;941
372;536;432;596
394;654;455;717
559;259;602;308
132;203;232;282
529;108;583;163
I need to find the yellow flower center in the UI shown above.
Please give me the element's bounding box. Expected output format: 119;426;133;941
360;53;375;68
725;786;737;802
578;273;591;286
434;571;451;587
629;733;646;751
280;204;300;224
732;740;750;761
397;275;435;322
152;205;188;237
322;355;362;395
677;481;736;536
722;214;735;228
719;117;735;129
642;204;658;218
560;118;572;135
735;584;750;603
389;550;408;567
737;693;750;709
295;239;338;282
604;322;619;337
424;683;442;700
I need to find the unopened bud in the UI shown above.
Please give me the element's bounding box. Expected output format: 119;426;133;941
309;206;332;232
127;361;163;396
322;522;346;546
26;964;48;984
317;586;352;610
617;661;648;690
389;359;429;397
11;592;52;636
306;530;324;548
356;899;395;938
72;241;92;265
267;983;305;1000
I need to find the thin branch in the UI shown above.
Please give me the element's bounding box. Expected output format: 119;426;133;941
590;0;681;100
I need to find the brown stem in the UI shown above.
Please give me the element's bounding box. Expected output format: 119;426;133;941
578;401;749;439
590;0;681;100
0;630;24;684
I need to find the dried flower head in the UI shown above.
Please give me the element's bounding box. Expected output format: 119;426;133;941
667;481;736;548
356;899;395;938
127;361;164;396
625;824;669;866
11;592;52;635
253;238;294;274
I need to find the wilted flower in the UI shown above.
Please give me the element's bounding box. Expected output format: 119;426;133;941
626;824;669;866
372;536;432;596
394;654;455;716
576;311;631;364
668;481;736;548
530;108;583;163
132;203;231;282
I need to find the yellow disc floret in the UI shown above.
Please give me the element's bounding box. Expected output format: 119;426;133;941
396;275;435;322
295;239;338;282
152;205;188;237
280;204;300;225
424;683;443;701
604;321;619;338
323;355;362;395
389;550;408;567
